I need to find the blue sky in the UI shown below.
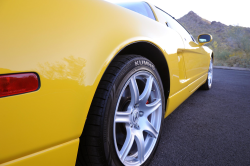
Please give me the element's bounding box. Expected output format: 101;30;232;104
105;0;250;28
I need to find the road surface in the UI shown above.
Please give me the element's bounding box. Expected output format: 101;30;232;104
151;69;250;166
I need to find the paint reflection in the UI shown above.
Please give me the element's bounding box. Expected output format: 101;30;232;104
38;55;86;85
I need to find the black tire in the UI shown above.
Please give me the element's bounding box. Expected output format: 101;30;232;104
200;58;213;90
76;55;165;166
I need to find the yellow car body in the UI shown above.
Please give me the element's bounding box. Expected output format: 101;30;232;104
0;0;213;165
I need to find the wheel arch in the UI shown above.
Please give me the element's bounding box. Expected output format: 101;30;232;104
77;41;170;166
112;41;170;109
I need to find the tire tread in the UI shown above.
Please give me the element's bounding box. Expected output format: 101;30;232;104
76;55;140;166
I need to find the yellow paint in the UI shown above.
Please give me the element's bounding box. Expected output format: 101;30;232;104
0;0;212;164
165;74;207;117
1;139;79;166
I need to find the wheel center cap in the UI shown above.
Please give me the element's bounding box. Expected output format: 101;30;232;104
132;109;140;124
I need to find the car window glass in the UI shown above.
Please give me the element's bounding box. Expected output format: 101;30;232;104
190;34;197;43
156;8;193;42
117;2;156;20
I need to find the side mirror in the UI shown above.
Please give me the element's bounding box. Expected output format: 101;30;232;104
198;34;212;46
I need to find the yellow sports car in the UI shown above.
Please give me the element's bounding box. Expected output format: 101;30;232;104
0;0;213;166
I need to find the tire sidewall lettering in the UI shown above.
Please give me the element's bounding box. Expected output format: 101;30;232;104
134;60;155;70
103;57;165;166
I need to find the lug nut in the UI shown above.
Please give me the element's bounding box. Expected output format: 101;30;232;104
139;111;144;117
134;124;140;129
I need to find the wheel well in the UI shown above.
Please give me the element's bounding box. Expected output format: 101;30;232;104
116;41;170;106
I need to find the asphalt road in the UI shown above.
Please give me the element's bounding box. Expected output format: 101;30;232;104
151;69;250;166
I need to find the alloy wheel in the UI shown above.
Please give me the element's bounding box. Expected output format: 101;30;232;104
208;59;213;88
113;71;162;166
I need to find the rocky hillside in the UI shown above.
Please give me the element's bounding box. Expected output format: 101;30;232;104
177;11;250;68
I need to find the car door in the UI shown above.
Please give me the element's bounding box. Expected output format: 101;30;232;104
156;8;206;81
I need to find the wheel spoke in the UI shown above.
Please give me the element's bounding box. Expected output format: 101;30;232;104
208;60;213;86
143;120;158;138
208;74;211;80
143;98;161;117
119;127;134;162
139;76;153;104
114;70;163;165
115;111;131;124
134;130;145;163
128;75;139;110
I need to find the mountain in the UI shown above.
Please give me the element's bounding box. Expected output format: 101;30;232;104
177;11;250;68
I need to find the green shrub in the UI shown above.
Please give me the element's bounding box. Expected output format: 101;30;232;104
224;56;250;68
215;50;230;61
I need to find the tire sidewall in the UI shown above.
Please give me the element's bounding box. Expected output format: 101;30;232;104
102;56;165;166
